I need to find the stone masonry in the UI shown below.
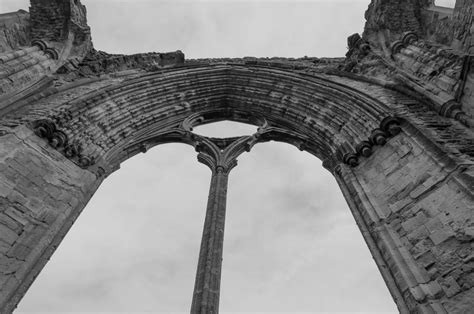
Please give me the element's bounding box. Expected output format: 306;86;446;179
0;0;473;313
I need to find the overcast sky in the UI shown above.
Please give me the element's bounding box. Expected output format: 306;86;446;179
0;0;453;312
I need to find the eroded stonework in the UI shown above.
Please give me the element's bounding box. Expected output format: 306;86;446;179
0;0;473;313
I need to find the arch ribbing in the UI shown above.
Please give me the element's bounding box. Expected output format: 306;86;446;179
15;63;397;175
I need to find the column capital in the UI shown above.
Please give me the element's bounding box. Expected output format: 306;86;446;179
194;135;257;174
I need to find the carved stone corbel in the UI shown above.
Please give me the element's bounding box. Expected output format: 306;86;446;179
337;142;358;167
356;141;372;157
78;155;93;168
44;47;59;60
347;33;371;57
31;39;60;60
402;31;419;46
33;119;56;139
369;129;388;146
380;116;401;136
50;131;68;148
32;120;95;169
390;31;419;57
343;116;403;167
64;143;80;158
31;39;47;51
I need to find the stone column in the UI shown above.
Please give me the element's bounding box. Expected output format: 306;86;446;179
189;135;255;314
190;165;229;314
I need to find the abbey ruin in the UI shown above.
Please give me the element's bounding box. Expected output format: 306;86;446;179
0;0;473;312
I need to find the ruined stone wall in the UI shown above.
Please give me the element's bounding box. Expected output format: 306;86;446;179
395;43;463;95
0;11;30;53
414;0;474;118
363;0;473;53
29;0;89;42
339;129;474;312
59;48;185;78
29;0;66;41
350;0;474;125
460;59;474;117
0;0;473;313
422;0;473;53
0;57;471;312
0;48;56;98
390;38;474;120
363;0;426;44
0;125;100;313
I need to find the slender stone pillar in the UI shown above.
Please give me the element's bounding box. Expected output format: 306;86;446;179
190;135;255;314
191;166;229;313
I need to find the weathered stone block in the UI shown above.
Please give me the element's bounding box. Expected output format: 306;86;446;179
425;216;444;233
443;287;474;313
7;244;31;261
440;276;462;297
37;208;59;225
0;225;18;246
402;211;429;233
0;255;21;275
0;241;10;254
388;197;412;213
0;181;13;198
462;227;474;240
4;207;29;227
430;227;455;245
407;225;430;244
412;239;435;259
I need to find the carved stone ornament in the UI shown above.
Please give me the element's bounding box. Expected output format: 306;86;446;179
339;116;402;167
32;120;94;169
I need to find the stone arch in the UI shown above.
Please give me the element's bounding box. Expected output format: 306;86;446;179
0;0;473;313
1;60;472;313
15;64;399;173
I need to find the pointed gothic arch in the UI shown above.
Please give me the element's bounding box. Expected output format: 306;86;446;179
0;0;473;313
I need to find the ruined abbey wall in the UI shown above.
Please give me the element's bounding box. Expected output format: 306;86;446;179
0;0;472;313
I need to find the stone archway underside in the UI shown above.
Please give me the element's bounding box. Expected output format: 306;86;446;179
0;0;473;313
